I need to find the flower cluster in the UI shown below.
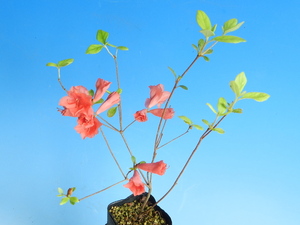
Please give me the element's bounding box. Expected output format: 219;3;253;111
134;84;175;122
59;78;120;139
124;161;167;196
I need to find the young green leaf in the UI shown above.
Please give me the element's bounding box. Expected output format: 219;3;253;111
58;187;64;195
96;30;109;45
204;49;213;54
203;56;210;61
200;29;215;38
192;44;198;52
86;44;103;54
60;197;69;205
229;80;240;97
211;24;217;32
235;72;247;93
196;10;212;30
212;36;246;43
46;62;58;67
178;116;193;125
89;89;95;97
116;88;123;94
213;127;225;134
223;19;244;35
117;46;129;50
217;97;227;115
168;66;177;79
57;59;74;67
192;124;204;130
178;85;188;90
107;106;118;117
206;103;217;114
69;197;79;205
198;39;205;50
131;156;136;164
232;108;243;113
202;119;210;126
94;98;104;104
241;92;270;102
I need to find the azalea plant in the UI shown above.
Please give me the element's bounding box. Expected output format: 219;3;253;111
47;10;269;220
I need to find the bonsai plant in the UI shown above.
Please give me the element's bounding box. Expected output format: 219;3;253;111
47;10;270;225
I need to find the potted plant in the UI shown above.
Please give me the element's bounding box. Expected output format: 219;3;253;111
47;10;270;224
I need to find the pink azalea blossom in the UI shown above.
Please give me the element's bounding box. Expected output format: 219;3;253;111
59;86;93;117
123;170;145;196
93;78;112;103
134;109;148;122
74;109;102;139
96;92;120;115
136;160;167;176
145;84;170;108
149;108;175;120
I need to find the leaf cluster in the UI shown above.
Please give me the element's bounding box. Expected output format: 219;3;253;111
57;187;79;205
193;10;246;61
86;30;129;54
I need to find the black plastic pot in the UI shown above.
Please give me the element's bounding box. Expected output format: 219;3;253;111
106;192;172;225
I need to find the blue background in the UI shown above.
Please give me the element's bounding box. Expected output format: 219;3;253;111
1;0;299;224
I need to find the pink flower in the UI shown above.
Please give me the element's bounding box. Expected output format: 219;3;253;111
145;84;170;108
74;109;102;139
134;109;148;122
136;160;167;176
123;170;145;196
59;86;93;117
96;92;120;115
93;78;112;103
149;108;175;119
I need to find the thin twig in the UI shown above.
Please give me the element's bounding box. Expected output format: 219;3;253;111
78;179;127;201
100;127;126;178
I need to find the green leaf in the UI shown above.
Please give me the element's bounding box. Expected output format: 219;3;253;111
217;97;227;115
168;67;177;79
178;116;193;125
212;36;246;43
196;10;212;30
107;106;118;117
178;85;188;90
211;24;217;32
202;119;210;126
117;46;129;50
192;44;198;51
56;194;64;197
86;44;103;54
46;62;58;67
232;108;243;113
107;43;117;48
57;59;74;67
200;29;215;38
204;49;213;54
94;98;104;104
69;197;79;205
60;197;69;205
241;92;270;102
198;39;205;50
89;89;94;97
192;124;204;130
116;88;122;94
229;80;240;97
223;19;244;34
213;127;225;134
96;30;109;44
139;161;146;164
203;56;210;61
131;156;136;164
235;72;247;93
58;187;64;195
206;103;217;114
